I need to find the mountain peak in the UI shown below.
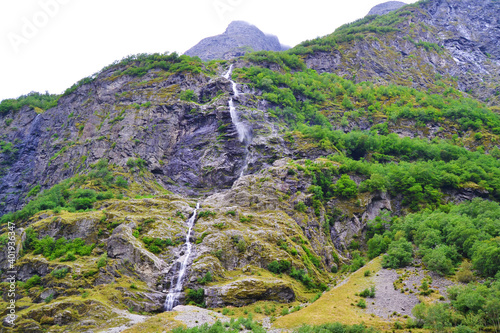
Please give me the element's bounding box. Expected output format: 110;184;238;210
367;1;407;16
184;21;284;61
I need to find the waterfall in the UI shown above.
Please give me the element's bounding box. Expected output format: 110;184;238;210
164;202;200;311
224;65;252;176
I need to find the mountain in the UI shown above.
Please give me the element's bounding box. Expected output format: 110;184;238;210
367;1;407;16
1;0;500;331
184;21;285;61
296;0;500;106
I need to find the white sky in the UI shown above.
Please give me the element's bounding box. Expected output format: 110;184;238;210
0;0;417;102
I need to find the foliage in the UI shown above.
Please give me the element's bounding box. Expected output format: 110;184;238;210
179;89;198;102
1;159;125;224
390;198;500;277
334;175;358;198
51;267;69;279
294;322;378;333
185;288;204;307
0;91;59;113
381;238;413;268
268;260;291;274
105;52;204;77
359;286;375;298
142;236;174;253
197;271;213;285
24;275;41;289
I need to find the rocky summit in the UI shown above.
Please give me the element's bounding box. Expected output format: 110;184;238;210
1;0;500;332
367;1;407;16
184;21;285;61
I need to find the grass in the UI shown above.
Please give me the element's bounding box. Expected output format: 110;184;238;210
122;311;184;333
274;257;393;330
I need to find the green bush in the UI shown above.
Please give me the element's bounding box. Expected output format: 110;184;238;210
24;275;41;289
51;268;69;279
356;299;367;308
197;271;213;285
382;238;413;269
334;175;358;199
268;260;291;274
185;288;204;306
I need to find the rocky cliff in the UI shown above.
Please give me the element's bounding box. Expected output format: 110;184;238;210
1;0;500;331
184;21;285;61
298;0;500;106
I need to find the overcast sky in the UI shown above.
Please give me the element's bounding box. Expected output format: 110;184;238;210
0;0;417;102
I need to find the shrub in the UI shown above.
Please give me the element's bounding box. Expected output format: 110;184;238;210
97;254;107;269
268;260;291;274
44;293;54;303
456;261;474;283
185;288;204;306
179;89;197;102
51;268;69;279
24;275;41;289
237;239;247;253
356;299;367;308
197;271;213;285
422;245;455;276
382;238;413;269
334;175;358;198
295;201;306;212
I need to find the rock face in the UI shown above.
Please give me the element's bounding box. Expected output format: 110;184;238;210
204;277;295;307
367;1;407;16
184;21;285;61
304;0;500;105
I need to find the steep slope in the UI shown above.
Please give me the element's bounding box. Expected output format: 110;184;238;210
294;0;500;106
184;21;285;61
367;1;407;16
1;0;500;331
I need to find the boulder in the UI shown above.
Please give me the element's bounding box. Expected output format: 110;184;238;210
204;277;295;307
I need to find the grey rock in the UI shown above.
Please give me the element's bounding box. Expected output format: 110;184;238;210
204;277;295;307
185;21;285;61
107;225;166;286
367;1;407;16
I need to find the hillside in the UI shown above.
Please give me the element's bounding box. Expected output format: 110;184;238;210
293;0;500;106
0;0;500;332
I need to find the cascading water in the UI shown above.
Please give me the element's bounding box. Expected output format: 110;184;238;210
224;65;252;176
164;202;200;311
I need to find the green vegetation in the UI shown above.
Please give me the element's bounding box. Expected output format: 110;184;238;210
185;288;205;307
411;280;500;332
179;89;198;102
0;91;59;113
141;236;174;254
294;323;378;333
0;159;122;224
237;64;500;136
51;267;69;279
108;52;204;77
23;228;95;261
268;260;291;274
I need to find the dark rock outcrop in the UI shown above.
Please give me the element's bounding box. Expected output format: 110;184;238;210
367;1;407;16
184;21;285;61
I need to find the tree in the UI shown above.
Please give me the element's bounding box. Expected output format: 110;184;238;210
422;245;455;276
334;175;358;199
381;238;413;268
472;237;500;277
367;234;390;259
